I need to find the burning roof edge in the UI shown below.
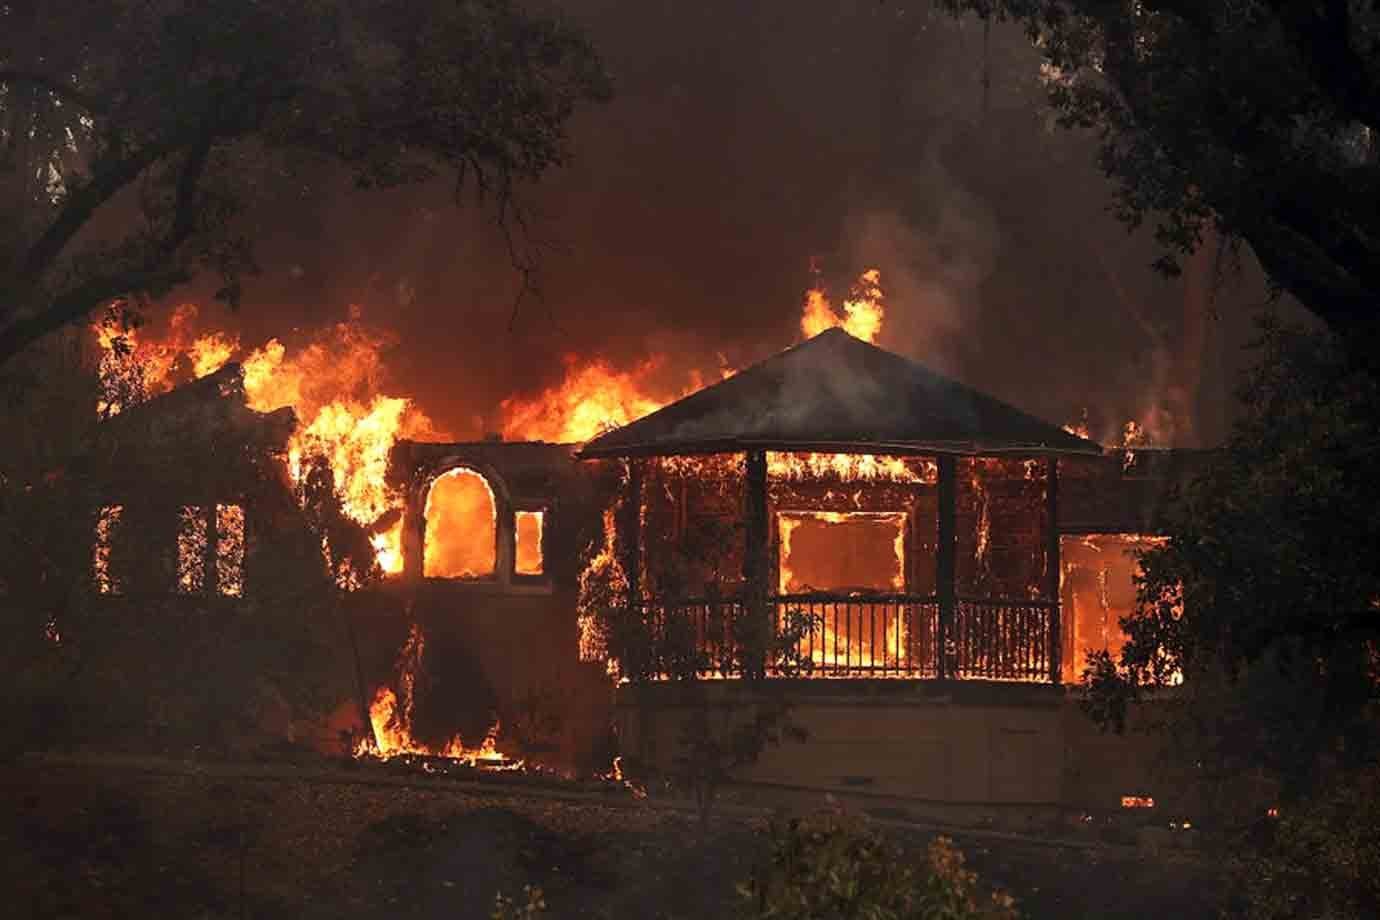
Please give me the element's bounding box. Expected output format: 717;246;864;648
94;361;296;451
578;328;1104;460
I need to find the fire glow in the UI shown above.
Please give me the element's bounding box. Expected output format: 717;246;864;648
356;623;519;768
94;307;441;576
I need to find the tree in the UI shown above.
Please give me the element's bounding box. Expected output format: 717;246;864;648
0;338;379;756
938;2;1380;367
0;0;610;367
1084;318;1379;807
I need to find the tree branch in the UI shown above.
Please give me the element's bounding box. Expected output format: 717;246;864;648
1263;0;1380;129
0;267;191;365
0;129;217;366
17;142;170;282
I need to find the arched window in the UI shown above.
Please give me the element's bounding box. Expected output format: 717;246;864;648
423;468;497;578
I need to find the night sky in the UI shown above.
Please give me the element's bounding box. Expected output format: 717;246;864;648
172;1;1296;446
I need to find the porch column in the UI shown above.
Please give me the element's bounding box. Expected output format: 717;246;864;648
1045;457;1062;684
936;455;956;680
621;459;643;606
742;449;769;679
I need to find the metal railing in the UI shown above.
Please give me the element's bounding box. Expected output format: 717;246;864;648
632;593;1055;682
951;597;1056;682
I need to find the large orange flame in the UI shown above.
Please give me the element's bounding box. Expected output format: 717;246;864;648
93;307;441;576
799;269;885;344
499;357;687;444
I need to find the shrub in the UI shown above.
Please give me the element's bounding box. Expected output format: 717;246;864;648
738;810;1018;920
491;885;546;919
1227;768;1380;919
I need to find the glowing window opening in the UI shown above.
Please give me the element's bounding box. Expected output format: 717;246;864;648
515;510;545;577
423;467;498;579
177;506;208;594
94;505;124;595
216;504;246;597
776;510;907;595
1060;533;1170;684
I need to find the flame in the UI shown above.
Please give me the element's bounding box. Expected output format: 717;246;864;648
577;507;627;664
1120;796;1155;809
767;451;934;484
515;510;545;576
93;304;237;415
1062;409;1091;440
422;467;497;579
216;503;246;597
93;505;123;594
94;308;442;575
799;269;884;344
970;463;991;580
176;506;208;594
356;622;520;768
777;510;909;671
499;357;682;444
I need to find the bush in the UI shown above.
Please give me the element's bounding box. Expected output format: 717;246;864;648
738;810;1018;920
1227;768;1380;920
492;885;546;919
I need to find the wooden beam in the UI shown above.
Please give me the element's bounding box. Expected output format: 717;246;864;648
1046;457;1062;684
742;449;769;679
936;455;956;680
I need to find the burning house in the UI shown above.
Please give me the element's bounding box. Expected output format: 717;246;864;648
83;293;1206;813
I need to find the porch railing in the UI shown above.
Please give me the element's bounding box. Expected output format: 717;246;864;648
632;593;1055;682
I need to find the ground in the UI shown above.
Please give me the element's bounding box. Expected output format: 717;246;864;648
1;755;1219;919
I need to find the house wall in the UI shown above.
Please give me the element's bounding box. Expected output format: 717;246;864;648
615;681;1169;821
372;440;619;770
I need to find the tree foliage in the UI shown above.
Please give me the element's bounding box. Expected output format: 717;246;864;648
1085;318;1380;803
739;812;1018;920
0;337;375;756
938;1;1380;363
0;0;610;366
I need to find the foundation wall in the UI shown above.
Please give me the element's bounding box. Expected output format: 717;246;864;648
616;681;1167;818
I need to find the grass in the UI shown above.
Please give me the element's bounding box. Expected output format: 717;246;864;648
1;756;1219;919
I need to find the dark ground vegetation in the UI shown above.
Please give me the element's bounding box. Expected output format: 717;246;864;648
2;756;1218;920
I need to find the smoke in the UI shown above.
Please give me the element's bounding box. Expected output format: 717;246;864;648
839;167;999;375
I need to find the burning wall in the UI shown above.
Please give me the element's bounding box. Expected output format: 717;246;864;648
1059;533;1168;684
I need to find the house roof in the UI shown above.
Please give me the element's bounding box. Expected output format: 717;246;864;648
578;328;1103;459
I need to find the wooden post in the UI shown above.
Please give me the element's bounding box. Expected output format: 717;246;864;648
936;455;956;680
622;459;643;607
1046;457;1062;684
742;450;769;680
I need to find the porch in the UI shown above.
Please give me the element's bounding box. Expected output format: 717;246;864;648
577;330;1103;686
616;450;1063;684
